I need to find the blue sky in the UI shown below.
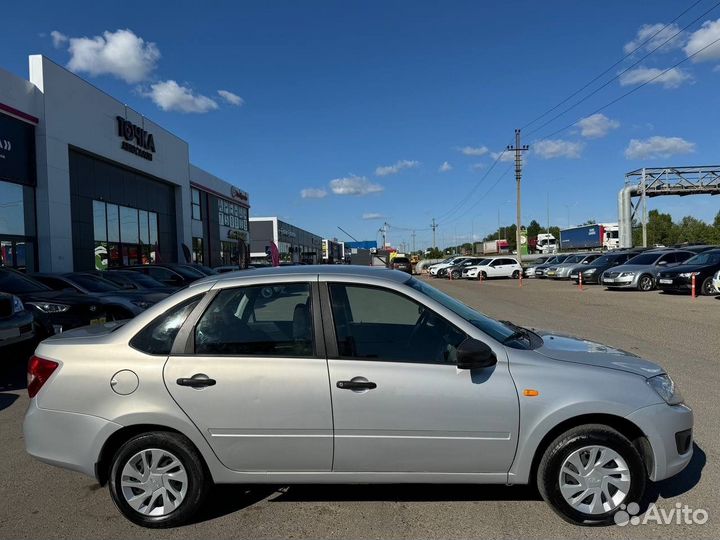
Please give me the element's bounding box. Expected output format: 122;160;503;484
3;0;720;249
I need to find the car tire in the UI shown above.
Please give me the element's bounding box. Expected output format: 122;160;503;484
701;277;715;296
108;431;211;528
537;424;646;526
512;270;520;279
451;270;461;280
481;271;487;280
637;274;654;291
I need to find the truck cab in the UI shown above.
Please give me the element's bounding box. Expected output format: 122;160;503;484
535;233;557;254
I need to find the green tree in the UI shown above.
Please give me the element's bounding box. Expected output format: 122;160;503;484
527;219;542;240
646;210;675;246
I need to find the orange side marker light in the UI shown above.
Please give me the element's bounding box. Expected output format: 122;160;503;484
523;389;540;397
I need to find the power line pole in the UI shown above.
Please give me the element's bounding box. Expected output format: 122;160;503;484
430;218;438;249
507;129;529;262
411;230;416;253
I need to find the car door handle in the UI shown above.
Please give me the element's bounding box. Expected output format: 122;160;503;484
176;375;216;388
337;380;377;390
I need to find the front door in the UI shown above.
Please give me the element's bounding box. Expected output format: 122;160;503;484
323;282;519;474
164;281;333;472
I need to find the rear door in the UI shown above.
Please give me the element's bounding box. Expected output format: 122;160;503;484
164;280;334;472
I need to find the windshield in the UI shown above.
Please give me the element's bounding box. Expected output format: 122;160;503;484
593;255;615;266
407;277;516;343
70;274;122;292
626;253;661;265
563;255;582;264
172;265;205;279
474;259;491;266
0;271;51;293
684;252;720;265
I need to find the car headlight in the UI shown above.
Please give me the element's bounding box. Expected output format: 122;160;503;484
584;268;597;274
679;272;693;278
12;295;24;314
26;302;71;313
619;272;635;277
647;374;684;405
130;300;153;309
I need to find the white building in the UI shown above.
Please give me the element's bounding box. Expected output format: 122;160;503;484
0;55;250;272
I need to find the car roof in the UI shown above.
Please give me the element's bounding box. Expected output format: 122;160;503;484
192;264;410;287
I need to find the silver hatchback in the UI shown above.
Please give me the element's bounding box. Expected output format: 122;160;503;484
24;266;693;527
601;250;694;291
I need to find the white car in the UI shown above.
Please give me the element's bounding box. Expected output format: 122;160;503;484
462;257;522;280
713;269;720;293
428;256;466;276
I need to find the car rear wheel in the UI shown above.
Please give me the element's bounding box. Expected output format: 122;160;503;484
637;274;654;291
451;270;461;279
512;270;520;279
109;432;210;528
537;424;645;526
481;271;487;280
701;277;715;296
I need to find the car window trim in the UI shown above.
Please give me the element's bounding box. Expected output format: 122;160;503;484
321;281;468;366
174;279;325;359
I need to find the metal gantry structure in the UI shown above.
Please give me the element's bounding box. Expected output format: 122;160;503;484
618;165;720;248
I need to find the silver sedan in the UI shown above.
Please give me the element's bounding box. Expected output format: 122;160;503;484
24;266;692;527
601;250;694;291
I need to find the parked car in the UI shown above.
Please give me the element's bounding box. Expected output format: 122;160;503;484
181;264;218;276
533;254;572;278
463;257;522;280
669;244;718;254
213;265;241;274
571;251;638;285
124;264;205;288
546;254;602;280
0;292;35;350
24;266;692;527
600;250;695;291
0;268;108;337
31;273;169;318
428;256;467;277
522;256;550;278
656;249;720;296
97;270;178;295
391;256;412;274
713;269;720;293
438;257;486;279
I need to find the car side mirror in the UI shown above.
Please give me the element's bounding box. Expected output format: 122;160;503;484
456;338;497;370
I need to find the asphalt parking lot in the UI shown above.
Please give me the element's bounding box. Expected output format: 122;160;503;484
0;276;717;539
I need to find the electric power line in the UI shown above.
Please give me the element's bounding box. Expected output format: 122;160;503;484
521;0;707;131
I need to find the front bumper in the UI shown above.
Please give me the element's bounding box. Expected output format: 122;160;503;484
601;275;639;288
574;271;600;284
0;310;35;348
24;399;122;478
626;402;694;482
657;276;692;292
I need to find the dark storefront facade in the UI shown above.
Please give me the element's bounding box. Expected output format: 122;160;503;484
0;109;37;271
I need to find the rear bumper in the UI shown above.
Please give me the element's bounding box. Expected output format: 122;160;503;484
23;400;121;478
626;402;694;482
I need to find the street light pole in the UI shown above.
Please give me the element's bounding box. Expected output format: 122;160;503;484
507;129;529;261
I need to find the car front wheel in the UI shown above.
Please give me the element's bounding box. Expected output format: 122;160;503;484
109;432;211;528
637;274;654;291
701;277;715;296
537;424;646;525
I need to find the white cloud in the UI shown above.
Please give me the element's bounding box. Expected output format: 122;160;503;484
145;80;218;113
619;66;692;89
329;175;384;196
577;113;620;139
471;163;486;171
534;139;583;159
362;212;385;220
624;23;685;54
459;145;489;156
490;150;515;162
375;159;419;176
684;18;720;63
300;188;327;199
624;136;695;159
50;30;68;48
65;29;160;83
217;89;244;106
438;161;453;172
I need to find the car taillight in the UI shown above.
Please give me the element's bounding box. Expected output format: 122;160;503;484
27;356;59;399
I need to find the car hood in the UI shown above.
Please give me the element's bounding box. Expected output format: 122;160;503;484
534;331;664;378
16;289;94;304
660;263;717;275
